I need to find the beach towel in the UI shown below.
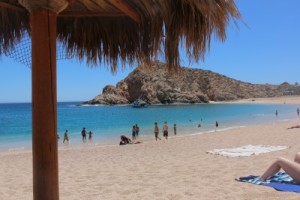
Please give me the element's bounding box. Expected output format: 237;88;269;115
238;172;300;193
207;145;288;157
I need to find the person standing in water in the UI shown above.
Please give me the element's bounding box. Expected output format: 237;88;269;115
163;121;169;140
154;122;161;141
297;108;299;116
132;125;136;140
135;124;140;138
275;110;278;117
88;131;93;141
81;128;87;142
215;121;219;131
63;130;69;144
174;124;177;135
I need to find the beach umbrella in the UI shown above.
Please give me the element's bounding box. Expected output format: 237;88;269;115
0;0;240;199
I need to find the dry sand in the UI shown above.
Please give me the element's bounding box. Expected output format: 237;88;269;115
1;97;300;200
217;95;300;104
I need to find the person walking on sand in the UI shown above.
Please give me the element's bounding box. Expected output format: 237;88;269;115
174;124;177;135
63;130;69;144
154;122;161;141
88;131;93;141
81;127;87;142
163;121;168;140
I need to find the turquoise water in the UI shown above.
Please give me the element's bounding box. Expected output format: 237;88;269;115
0;102;299;149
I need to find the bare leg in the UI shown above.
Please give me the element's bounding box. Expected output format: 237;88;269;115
260;157;300;182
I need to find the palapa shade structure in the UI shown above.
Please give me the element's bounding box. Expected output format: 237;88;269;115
0;0;240;199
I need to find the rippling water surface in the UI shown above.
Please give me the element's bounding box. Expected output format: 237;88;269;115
0;102;299;149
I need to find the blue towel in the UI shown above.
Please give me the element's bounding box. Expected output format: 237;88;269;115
238;172;300;193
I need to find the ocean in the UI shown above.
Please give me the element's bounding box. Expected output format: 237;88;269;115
0;102;299;150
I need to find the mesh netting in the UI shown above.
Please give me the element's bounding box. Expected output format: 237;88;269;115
6;33;70;67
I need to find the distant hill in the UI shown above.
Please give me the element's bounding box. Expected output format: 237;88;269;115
83;61;300;105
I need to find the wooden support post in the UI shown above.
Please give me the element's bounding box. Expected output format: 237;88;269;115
31;9;59;200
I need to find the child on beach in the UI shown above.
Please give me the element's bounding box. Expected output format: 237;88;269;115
154;122;161;141
88;131;93;141
63;130;69;144
163;122;168;140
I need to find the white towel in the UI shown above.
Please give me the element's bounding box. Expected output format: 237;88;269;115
207;145;288;157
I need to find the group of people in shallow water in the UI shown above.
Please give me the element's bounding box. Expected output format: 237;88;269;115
57;127;93;144
154;121;177;141
120;121;178;145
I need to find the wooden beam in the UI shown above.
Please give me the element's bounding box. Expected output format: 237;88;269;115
0;2;26;12
107;0;141;23
59;11;126;17
31;9;59;200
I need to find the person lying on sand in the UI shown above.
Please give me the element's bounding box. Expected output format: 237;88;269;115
119;135;141;145
258;152;300;183
287;125;300;129
120;135;132;145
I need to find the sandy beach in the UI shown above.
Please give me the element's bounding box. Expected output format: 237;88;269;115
220;95;300;105
1;97;300;200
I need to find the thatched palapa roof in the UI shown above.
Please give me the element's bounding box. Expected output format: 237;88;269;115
0;0;240;71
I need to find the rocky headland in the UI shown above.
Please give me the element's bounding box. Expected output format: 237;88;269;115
83;61;300;105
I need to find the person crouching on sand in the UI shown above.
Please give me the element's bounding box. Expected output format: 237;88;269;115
120;135;132;145
154;122;161;141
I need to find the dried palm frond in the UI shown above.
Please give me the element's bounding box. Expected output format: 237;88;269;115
0;0;240;71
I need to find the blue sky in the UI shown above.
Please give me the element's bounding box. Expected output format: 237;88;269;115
0;0;300;103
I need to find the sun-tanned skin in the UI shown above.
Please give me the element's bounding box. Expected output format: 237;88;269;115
260;152;300;182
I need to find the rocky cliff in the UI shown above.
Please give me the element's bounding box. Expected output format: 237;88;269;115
83;61;300;105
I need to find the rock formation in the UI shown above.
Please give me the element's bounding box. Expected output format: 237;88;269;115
83;61;300;105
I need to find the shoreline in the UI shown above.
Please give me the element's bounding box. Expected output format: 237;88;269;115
0;118;296;153
1;95;299;151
